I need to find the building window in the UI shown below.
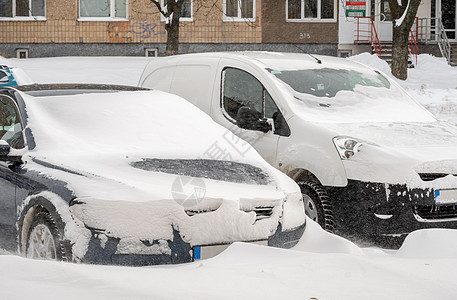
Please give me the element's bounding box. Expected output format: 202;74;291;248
160;0;193;21
0;0;46;19
287;0;335;21
79;0;128;19
16;49;29;58
145;48;158;57
224;0;255;21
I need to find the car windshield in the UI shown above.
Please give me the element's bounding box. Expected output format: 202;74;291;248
131;158;271;185
268;67;436;123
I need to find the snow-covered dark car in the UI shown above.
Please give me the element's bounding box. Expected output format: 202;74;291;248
0;65;32;87
0;66;18;87
0;84;306;265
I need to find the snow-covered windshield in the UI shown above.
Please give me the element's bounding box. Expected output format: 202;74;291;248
269;68;391;98
268;67;436;123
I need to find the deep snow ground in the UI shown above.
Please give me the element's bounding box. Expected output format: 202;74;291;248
2;219;457;300
0;53;456;299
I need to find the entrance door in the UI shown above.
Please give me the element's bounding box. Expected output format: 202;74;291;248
440;0;456;40
375;0;393;41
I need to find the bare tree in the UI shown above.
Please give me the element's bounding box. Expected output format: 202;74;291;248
387;0;421;80
149;0;186;56
149;0;257;56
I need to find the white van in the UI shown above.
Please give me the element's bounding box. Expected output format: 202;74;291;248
139;51;457;247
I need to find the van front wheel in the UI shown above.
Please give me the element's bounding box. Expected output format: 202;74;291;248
298;181;335;232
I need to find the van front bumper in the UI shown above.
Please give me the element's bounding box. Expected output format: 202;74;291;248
326;180;457;248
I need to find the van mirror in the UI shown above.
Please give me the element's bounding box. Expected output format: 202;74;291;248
236;106;272;133
0;140;21;163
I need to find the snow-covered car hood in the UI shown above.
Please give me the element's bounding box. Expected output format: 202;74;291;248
21;90;289;202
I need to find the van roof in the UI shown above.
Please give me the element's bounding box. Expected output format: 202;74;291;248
170;51;369;71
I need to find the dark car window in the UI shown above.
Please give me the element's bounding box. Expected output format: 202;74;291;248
0;95;25;149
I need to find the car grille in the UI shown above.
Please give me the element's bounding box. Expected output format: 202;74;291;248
418;173;455;181
242;207;275;222
185;206;275;222
414;204;457;220
185;209;216;216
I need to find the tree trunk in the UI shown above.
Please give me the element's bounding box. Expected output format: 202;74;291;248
164;2;182;56
391;26;410;80
388;0;422;80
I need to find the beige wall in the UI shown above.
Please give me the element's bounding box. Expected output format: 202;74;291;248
0;0;262;44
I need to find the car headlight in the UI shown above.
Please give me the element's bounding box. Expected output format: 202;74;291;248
333;136;362;160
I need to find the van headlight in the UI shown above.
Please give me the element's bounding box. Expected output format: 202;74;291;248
333;137;362;160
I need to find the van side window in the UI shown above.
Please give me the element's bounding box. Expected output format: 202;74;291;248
0;96;24;149
222;67;290;136
222;67;279;120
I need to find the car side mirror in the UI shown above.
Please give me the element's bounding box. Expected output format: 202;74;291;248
0;140;22;163
236;106;272;133
0;140;10;155
0;71;10;83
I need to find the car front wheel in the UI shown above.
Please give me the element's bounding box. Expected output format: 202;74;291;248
26;212;66;260
299;180;335;232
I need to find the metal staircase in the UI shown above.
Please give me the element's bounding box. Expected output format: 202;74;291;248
451;45;457;66
378;42;392;64
354;17;418;67
417;18;456;66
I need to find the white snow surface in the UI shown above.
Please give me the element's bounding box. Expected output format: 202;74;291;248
0;53;457;299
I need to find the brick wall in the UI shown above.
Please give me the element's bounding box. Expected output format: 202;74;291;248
262;0;338;44
0;0;262;45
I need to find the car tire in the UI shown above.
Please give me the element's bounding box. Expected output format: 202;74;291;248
26;211;69;261
299;181;335;232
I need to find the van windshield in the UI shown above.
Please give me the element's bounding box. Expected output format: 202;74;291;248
269;68;391;98
267;67;435;123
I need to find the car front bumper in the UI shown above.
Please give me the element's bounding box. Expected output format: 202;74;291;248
79;221;306;266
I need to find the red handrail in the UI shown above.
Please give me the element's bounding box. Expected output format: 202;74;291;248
409;17;419;65
355;17;382;58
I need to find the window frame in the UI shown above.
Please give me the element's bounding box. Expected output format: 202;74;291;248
0;0;46;21
285;0;336;23
78;0;129;22
159;0;193;22
223;0;256;22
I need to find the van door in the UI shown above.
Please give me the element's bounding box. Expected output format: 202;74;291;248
211;63;287;165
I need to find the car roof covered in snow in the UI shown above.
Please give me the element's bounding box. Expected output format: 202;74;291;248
13;83;149;97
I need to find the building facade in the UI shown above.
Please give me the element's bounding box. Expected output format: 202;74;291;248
338;0;456;61
0;0;339;58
